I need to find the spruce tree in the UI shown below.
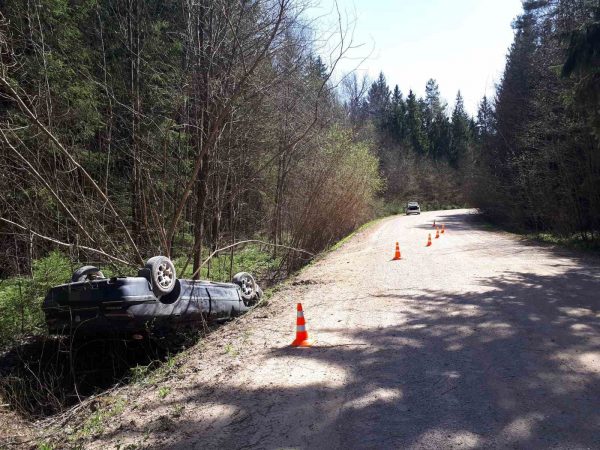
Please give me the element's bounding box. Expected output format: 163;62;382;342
424;79;444;127
405;90;427;155
449;91;471;168
367;72;391;130
390;85;406;141
476;96;495;141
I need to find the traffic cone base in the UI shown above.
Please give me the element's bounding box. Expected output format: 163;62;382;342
291;303;311;347
393;242;401;260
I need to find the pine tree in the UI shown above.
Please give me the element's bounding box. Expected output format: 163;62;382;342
389;85;406;140
476;96;495;141
449;91;471;168
493;9;538;163
424;79;445;128
429;112;451;160
405;90;427;155
561;1;600;138
422;79;450;158
367;72;391;130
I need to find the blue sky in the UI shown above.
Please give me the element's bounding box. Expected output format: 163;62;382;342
314;0;523;115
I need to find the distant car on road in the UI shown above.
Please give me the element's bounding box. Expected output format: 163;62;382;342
42;256;262;339
406;201;421;215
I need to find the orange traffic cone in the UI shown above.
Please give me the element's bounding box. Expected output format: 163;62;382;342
441;224;445;234
393;242;401;260
435;227;440;239
291;303;311;347
426;233;432;247
432;219;436;228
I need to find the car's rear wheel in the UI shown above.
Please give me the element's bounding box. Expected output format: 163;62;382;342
144;256;176;297
232;272;257;303
71;266;105;282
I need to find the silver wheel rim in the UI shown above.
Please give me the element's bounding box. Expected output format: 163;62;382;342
240;276;254;297
156;262;174;289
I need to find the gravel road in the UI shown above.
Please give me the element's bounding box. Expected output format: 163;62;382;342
86;209;600;450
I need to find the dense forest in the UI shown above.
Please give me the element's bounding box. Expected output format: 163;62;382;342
473;0;599;239
0;0;381;277
0;0;599;349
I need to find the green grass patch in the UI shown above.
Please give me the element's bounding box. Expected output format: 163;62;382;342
527;232;600;252
37;443;55;450
475;214;600;253
0;251;73;350
72;396;126;441
173;243;281;283
157;386;171;399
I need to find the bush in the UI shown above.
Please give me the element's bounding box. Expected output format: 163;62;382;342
0;251;72;350
285;128;383;260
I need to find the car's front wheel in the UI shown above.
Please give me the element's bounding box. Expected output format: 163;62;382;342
144;256;176;297
71;266;105;282
232;272;257;304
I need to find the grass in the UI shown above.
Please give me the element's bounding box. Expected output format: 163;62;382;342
127;351;185;388
0;251;73;350
72;396;126;441
224;342;238;357
171;404;185;418
173;243;282;283
37;444;55;450
129;364;154;385
527;232;600;252
473;213;600;253
157;386;171;399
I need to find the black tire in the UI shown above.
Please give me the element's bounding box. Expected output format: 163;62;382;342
144;256;176;297
71;266;105;282
232;272;257;302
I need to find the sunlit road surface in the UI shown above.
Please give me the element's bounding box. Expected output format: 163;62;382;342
91;209;600;450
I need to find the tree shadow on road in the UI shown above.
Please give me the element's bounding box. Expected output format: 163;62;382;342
105;266;600;449
411;211;480;231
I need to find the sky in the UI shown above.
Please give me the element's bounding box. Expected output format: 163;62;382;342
313;0;523;115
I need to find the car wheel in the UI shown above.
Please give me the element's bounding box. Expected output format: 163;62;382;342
145;256;176;297
232;272;257;302
71;266;105;282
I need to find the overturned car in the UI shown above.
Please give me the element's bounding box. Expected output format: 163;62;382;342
42;256;262;338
